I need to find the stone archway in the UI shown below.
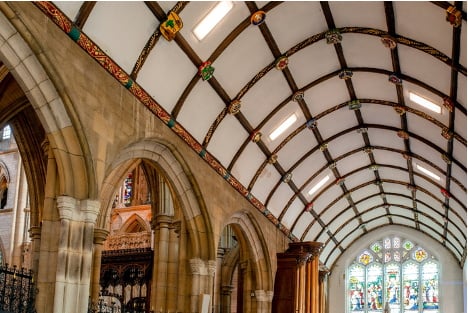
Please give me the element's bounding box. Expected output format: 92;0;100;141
96;138;216;313
216;211;274;313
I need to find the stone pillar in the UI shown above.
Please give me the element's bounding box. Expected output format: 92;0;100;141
10;160;27;267
189;258;204;313
207;260;217;313
213;248;225;313
29;225;41;283
220;285;233;313
166;220;181;313
150;214;172;312
90;228;109;305
52;196;100;313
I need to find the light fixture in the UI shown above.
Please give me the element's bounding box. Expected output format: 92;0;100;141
416;164;440;181
409;92;441;114
193;1;233;41
269;114;297;141
308;175;330;196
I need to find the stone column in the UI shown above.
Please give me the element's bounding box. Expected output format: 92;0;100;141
213;248;225;313
150;214;172;312
189;258;205;313
207;260;216;312
166;221;181;313
220;285;233;313
90;228;109;304
53;196;100;313
29;226;41;283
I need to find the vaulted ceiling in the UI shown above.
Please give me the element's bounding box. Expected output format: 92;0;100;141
32;1;466;268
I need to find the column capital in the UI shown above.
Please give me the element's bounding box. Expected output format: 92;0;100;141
207;260;216;276
93;228;110;244
254;290;267;302
29;226;41;239
221;285;234;295
81;199;100;224
56;195;78;220
151;214;173;229
189;258;207;275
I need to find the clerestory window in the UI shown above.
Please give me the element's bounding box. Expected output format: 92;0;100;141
347;236;439;313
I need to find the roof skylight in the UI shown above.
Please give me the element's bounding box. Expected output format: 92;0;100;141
416;164;440;181
409;92;441;114
193;1;233;41
308;175;330;196
269;113;297;141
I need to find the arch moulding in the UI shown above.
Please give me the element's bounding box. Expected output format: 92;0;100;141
99;138;215;261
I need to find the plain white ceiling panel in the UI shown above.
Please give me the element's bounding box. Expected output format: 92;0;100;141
231;142;269;187
394;2;452;57
281;198;305;229
289;42;341;89
83;2;157;73
241;70;291;127
293;212;314;240
268;1;326;53
54;1;83;21
250;164;281;204
215;26;276;98
138;41;195;112
360;100;401;129
208;114;248;167
305;77;351;116
331;1;387;30
266;183;295;217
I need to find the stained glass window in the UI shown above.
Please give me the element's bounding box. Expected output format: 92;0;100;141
347;236;439;313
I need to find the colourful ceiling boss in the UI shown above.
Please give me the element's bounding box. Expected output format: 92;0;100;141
160;11;183;41
198;61;215;81
251;10;266;26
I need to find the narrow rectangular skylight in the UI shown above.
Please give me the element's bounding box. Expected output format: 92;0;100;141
308;175;330;196
409;92;441;114
269;114;298;141
416;164;440;181
193;1;233;41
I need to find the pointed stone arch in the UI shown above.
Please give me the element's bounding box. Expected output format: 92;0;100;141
0;5;93;203
225;211;274;293
0;161;10;210
119;213;151;233
99;138;215;261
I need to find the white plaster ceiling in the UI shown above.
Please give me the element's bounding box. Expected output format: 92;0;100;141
48;1;466;268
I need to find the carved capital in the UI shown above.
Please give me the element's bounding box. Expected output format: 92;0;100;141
207;260;217;276
56;195;77;220
29;226;41;239
189;258;205;275
81;199;100;223
93;228;110;244
151;214;173;229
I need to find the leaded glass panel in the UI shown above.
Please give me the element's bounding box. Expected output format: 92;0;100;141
346;236;439;313
367;263;383;312
421;262;439;313
349;264;365;312
403;262;419;312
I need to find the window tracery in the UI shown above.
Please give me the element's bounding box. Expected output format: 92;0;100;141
347;236;439;313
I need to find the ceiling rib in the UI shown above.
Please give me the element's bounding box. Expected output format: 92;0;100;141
75;2;96;29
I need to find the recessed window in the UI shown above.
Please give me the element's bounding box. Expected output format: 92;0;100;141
269;114;297;141
308;175;330;196
409;92;441;114
347;236;440;313
1;125;11;140
193;1;233;41
416;164;440;181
